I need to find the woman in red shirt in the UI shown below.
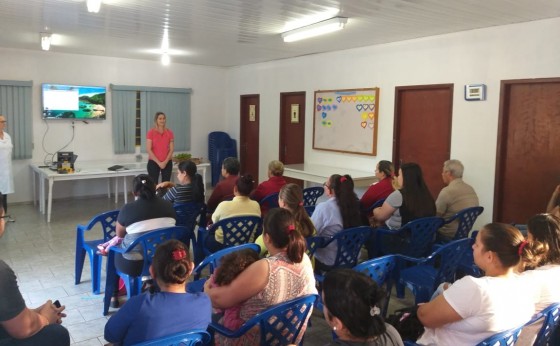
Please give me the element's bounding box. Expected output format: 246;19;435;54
146;112;174;184
360;160;396;217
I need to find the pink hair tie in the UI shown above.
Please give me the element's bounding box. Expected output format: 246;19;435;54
299;202;304;206
286;224;296;233
340;176;347;183
172;249;186;261
518;240;528;256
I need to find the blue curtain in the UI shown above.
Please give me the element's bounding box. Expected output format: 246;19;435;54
0;80;33;159
110;85;191;154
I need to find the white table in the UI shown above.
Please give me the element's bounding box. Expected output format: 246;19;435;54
283;163;378;187
30;161;210;222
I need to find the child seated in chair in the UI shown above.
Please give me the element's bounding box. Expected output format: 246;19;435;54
208;249;260;330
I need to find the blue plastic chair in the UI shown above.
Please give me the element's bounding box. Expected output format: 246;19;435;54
302;187;324;216
259;192;280;214
440;206;484;242
210;294;317;345
103;226;189;315
134;329;211;346
362;198;386;214
75;209;119;294
173;202;206;250
475;324;525;346
457;231;484;278
397;238;472;304
309;226;374;276
196;215;262;258
530;302;560;346
373;216;444;258
353;255;398;317
187;243;260;293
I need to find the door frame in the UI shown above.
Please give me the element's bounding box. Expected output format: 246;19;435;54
240;94;259;181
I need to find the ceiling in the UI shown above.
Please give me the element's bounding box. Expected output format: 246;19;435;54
1;0;560;67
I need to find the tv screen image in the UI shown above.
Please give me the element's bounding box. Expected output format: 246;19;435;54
42;84;106;119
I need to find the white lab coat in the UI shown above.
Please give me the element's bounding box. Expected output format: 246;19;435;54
0;132;14;194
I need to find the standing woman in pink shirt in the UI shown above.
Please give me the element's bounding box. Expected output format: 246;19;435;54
146;112;174;184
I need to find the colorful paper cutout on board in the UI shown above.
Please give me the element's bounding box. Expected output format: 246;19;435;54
360;121;367;128
336;96;342;103
361;113;368;120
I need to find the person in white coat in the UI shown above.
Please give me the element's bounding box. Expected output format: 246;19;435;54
0;115;14;221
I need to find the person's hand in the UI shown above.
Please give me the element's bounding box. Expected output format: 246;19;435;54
159;160;167;169
37;300;66;325
156;181;172;189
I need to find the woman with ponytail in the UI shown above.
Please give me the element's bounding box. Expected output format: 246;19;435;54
311;174;361;270
322;269;403;345
518;213;560;345
205;208;316;346
105;240;211;345
416;223;540;345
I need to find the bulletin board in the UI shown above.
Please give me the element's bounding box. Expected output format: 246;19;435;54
313;88;379;156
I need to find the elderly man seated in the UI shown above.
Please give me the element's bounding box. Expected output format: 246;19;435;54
436;159;479;241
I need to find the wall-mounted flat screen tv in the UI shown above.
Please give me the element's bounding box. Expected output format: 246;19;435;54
42;84;106;119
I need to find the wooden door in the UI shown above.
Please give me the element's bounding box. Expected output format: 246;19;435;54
279;92;306;186
240;94;259;181
494;78;560;223
393;84;454;198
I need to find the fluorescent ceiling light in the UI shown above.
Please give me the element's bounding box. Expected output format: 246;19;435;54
40;32;51;51
87;0;101;13
282;17;348;43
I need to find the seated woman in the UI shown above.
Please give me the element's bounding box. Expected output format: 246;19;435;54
312;174;361;271
255;183;316;256
372;162;435;229
156;160;204;204
416;223;541;345
113;175;176;304
204;208;316;346
205;175;261;253
104;240;211;345
322;269;403;346
360;160;396;217
518;213;560;345
250;160;286;214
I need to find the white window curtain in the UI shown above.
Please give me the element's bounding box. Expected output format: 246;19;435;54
0;80;33;159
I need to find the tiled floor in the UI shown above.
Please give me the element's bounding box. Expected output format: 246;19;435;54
2;197;413;345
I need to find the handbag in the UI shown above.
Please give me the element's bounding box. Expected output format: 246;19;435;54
386;306;424;342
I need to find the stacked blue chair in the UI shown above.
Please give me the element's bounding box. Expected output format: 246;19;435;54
531;302;560;346
103;226;189;315
75;209;119;294
208;131;237;187
397;238;472;304
210;294;317;345
134;329;211;346
187;243;260;293
353;255;398;317
173;202;206;251
196;215;262;259
302;186;324;216
373;216;444;258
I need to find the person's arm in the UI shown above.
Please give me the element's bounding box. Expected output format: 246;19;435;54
146;137;160;164
1;301;65;339
435;189;448;217
417;294;462;328
204;259;269;309
163;138;174;165
104;296;138;343
373;201;397;223
116;221;127;238
207;183;223;211
546;185;560;213
156;181;175;190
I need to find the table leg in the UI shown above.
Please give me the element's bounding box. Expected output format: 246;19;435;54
39;176;45;214
32;170;37;207
47;178;54;223
114;177;118;204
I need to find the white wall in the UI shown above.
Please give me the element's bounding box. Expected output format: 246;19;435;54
224;17;560;226
0;48;227;204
